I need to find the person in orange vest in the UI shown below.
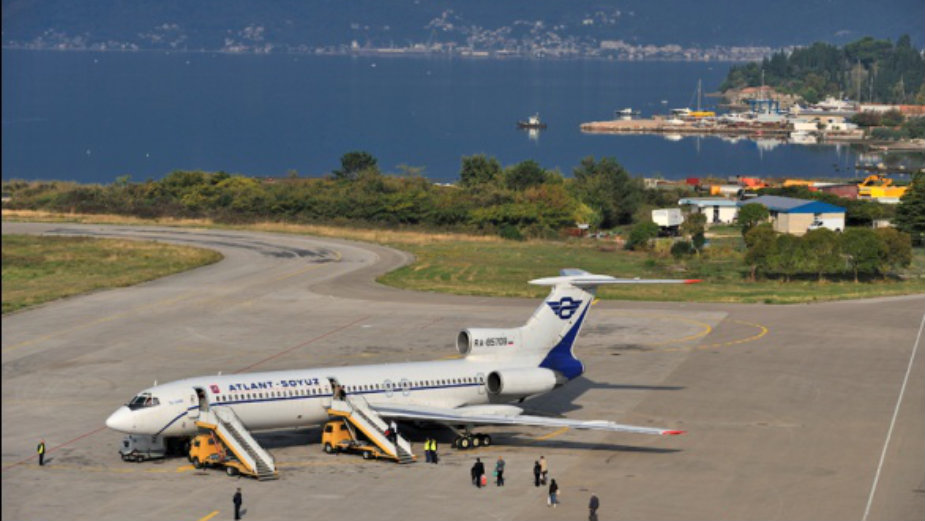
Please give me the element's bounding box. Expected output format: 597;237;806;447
37;439;46;466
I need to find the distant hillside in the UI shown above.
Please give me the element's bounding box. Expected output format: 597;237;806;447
2;0;923;55
721;36;925;105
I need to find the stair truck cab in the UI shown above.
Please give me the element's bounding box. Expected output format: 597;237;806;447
321;419;389;461
188;432;257;478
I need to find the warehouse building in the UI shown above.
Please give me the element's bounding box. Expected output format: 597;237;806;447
739;195;845;235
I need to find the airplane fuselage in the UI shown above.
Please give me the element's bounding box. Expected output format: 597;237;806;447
107;357;508;437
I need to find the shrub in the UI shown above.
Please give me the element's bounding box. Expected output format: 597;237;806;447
498;224;525;241
625;221;660;251
671;240;695;259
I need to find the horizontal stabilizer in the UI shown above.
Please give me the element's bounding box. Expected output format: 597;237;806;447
530;272;701;287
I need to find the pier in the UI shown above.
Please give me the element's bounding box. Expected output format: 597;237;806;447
580;117;791;137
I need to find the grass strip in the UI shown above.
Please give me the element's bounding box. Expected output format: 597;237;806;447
2;234;222;314
4;210;923;304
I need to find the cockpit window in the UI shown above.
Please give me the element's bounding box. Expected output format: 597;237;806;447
127;393;160;410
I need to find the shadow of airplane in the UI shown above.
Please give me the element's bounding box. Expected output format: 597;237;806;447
519;375;684;415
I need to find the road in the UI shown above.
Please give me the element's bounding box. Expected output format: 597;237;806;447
2;222;922;521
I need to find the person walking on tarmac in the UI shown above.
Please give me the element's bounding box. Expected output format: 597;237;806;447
424;438;433;463
588;492;600;521
233;488;243;520
430;438;439;464
533;460;542;487
471;457;485;488
547;479;560;508
539;455;548;485
495;456;505;486
37;439;46;466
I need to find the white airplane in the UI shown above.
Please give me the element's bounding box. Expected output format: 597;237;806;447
106;270;694;451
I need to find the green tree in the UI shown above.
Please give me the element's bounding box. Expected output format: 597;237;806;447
333;151;378;180
880;110;905;127
744;224;775;280
840;228;885;282
680;212;706;240
571;157;643;228
876;227;913;272
902;117;925;139
625;221;659;251
504;160;548;191
802;228;842;281
768;234;804;282
460;155;503;187
851;112;882;127
894;172;925;244
737;203;770;235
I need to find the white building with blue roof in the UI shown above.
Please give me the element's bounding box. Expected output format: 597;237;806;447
739;195;845;235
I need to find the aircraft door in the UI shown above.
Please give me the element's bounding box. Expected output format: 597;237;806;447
476;372;485;395
193;387;209;413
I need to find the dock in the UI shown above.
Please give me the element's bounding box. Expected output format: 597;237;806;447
580;117;791;137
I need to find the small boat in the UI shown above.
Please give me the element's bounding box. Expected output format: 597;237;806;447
517;113;547;129
615;108;640;117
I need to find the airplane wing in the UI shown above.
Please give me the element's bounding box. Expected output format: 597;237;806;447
369;403;684;436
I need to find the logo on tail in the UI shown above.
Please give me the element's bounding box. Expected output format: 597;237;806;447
547;297;582;319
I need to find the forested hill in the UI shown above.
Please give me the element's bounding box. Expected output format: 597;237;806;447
720;36;925;105
2;0;923;52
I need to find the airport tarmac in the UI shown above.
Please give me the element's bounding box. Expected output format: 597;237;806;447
2;222;923;521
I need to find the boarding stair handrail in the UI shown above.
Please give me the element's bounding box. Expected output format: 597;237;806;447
199;407;278;479
328;395;415;463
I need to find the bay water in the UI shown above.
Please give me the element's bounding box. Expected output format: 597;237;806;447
2;50;864;184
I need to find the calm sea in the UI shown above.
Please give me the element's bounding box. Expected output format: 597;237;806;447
2;50;864;184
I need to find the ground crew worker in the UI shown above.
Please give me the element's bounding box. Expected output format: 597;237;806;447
589;492;600;521
431;437;438;464
424;438;433;463
37;439;46;466
233;488;243;520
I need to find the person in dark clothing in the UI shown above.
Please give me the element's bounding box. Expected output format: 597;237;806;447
471;457;485;488
37;439;46;466
495;456;505;486
589;493;600;521
548;479;559;508
233;488;243;520
533;460;541;487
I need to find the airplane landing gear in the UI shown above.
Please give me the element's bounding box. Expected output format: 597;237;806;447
453;433;492;450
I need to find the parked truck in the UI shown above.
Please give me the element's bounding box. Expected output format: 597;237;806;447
120;435;167;462
321;419;390;461
652;208;684;236
188;432;257;478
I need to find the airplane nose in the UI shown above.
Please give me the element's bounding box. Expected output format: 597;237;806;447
105;406;135;433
